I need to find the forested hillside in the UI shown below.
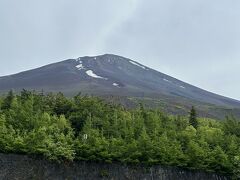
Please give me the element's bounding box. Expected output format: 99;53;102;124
0;90;240;178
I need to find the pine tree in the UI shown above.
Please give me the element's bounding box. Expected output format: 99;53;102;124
189;106;198;128
1;90;15;110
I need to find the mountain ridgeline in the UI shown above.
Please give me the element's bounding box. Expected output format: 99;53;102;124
0;54;240;118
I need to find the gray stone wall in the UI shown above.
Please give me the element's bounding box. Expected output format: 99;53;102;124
0;153;229;180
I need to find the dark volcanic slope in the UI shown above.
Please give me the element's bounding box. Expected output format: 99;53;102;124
0;54;240;108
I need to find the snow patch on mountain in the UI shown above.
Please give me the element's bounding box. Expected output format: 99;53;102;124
163;78;186;89
113;83;120;87
129;60;147;70
76;57;81;62
86;70;108;80
163;78;171;83
76;60;85;70
76;64;85;70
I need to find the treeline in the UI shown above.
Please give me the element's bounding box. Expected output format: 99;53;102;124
0;90;240;178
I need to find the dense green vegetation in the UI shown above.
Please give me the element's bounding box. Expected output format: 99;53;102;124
0;90;240;178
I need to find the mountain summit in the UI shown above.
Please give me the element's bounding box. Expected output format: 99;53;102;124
0;54;240;109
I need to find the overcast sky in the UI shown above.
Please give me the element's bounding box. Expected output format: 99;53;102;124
0;0;239;100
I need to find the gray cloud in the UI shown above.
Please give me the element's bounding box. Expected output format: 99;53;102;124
0;0;239;99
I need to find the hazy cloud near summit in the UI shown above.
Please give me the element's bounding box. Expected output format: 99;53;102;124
0;0;239;99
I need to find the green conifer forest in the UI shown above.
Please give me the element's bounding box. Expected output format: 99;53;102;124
0;90;240;178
